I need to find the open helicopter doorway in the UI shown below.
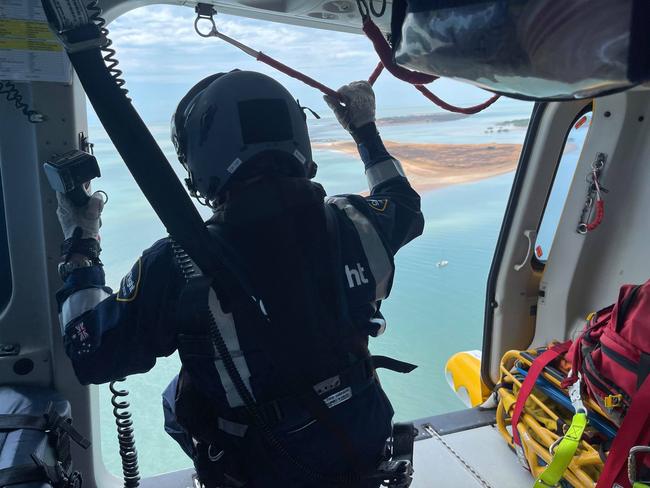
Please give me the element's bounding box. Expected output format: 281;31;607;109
73;3;534;481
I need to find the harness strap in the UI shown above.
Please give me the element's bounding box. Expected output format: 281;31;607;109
0;406;90;449
0;464;53;487
533;412;588;488
0;457;76;488
511;342;572;448
373;355;417;374
227;355;416;429
596;375;650;488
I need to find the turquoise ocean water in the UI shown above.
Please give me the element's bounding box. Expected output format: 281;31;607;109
93;100;543;476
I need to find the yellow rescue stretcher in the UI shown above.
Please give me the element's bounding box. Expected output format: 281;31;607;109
496;349;612;488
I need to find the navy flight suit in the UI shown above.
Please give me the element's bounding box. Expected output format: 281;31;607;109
57;125;424;487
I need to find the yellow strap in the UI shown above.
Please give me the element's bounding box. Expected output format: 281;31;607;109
533;413;587;488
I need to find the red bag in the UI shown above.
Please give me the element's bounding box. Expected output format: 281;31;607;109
566;282;650;488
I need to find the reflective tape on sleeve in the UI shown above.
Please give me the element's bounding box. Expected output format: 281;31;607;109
60;287;110;331
365;158;405;190
329;198;393;300
208;289;255;408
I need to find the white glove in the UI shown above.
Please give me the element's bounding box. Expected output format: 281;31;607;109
56;191;105;241
324;81;376;133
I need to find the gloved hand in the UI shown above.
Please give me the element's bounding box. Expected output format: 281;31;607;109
56;191;105;241
324;81;376;133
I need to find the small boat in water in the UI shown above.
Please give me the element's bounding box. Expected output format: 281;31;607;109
436;260;449;268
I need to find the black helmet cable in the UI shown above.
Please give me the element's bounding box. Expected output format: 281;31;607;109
194;3;500;115
0;80;46;123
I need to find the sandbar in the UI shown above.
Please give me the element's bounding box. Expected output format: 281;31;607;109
314;140;522;192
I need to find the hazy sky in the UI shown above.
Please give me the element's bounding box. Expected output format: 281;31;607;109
96;5;511;125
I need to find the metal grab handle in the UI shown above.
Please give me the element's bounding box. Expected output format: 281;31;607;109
514;230;537;271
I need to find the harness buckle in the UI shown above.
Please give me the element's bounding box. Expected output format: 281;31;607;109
628;445;650;484
603;394;623;409
56;23;108;54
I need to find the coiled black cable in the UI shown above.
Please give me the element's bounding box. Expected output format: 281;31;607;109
109;379;140;488
369;0;387;18
0;80;44;123
86;1;130;99
171;241;360;486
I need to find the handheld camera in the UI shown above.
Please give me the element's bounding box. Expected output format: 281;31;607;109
43;150;101;207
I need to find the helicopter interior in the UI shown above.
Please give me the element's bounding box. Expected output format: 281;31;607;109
1;0;649;487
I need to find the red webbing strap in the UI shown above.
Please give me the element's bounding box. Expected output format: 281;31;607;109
361;18;437;85
511;342;573;446
596;376;650;488
256;52;343;102
415;85;501;115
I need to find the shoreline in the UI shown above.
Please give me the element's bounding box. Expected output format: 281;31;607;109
313;140;523;193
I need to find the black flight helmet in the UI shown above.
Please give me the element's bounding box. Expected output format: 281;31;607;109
171;70;316;202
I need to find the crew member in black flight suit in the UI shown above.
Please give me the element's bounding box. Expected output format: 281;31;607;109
55;70;424;487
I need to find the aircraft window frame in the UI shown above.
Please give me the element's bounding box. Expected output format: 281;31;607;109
531;103;593;270
0;166;12;313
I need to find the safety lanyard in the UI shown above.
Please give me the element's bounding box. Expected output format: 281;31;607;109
534;412;588;488
193;3;500;115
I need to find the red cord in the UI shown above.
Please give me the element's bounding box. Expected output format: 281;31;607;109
359;16;500;113
256;52;343;101
368;61;384;86
415;85;501;115
222;17;499;115
361;18;438;85
586;200;605;231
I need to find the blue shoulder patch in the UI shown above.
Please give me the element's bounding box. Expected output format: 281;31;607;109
117;258;142;302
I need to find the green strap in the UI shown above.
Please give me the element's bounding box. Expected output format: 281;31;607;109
533;413;588;488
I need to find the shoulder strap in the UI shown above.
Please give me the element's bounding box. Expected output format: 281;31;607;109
616;285;642;332
205;225;268;319
323;203;350;326
596;374;650;488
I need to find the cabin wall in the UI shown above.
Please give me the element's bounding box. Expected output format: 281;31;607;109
485;100;590;384
0;76;118;487
534;90;650;344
